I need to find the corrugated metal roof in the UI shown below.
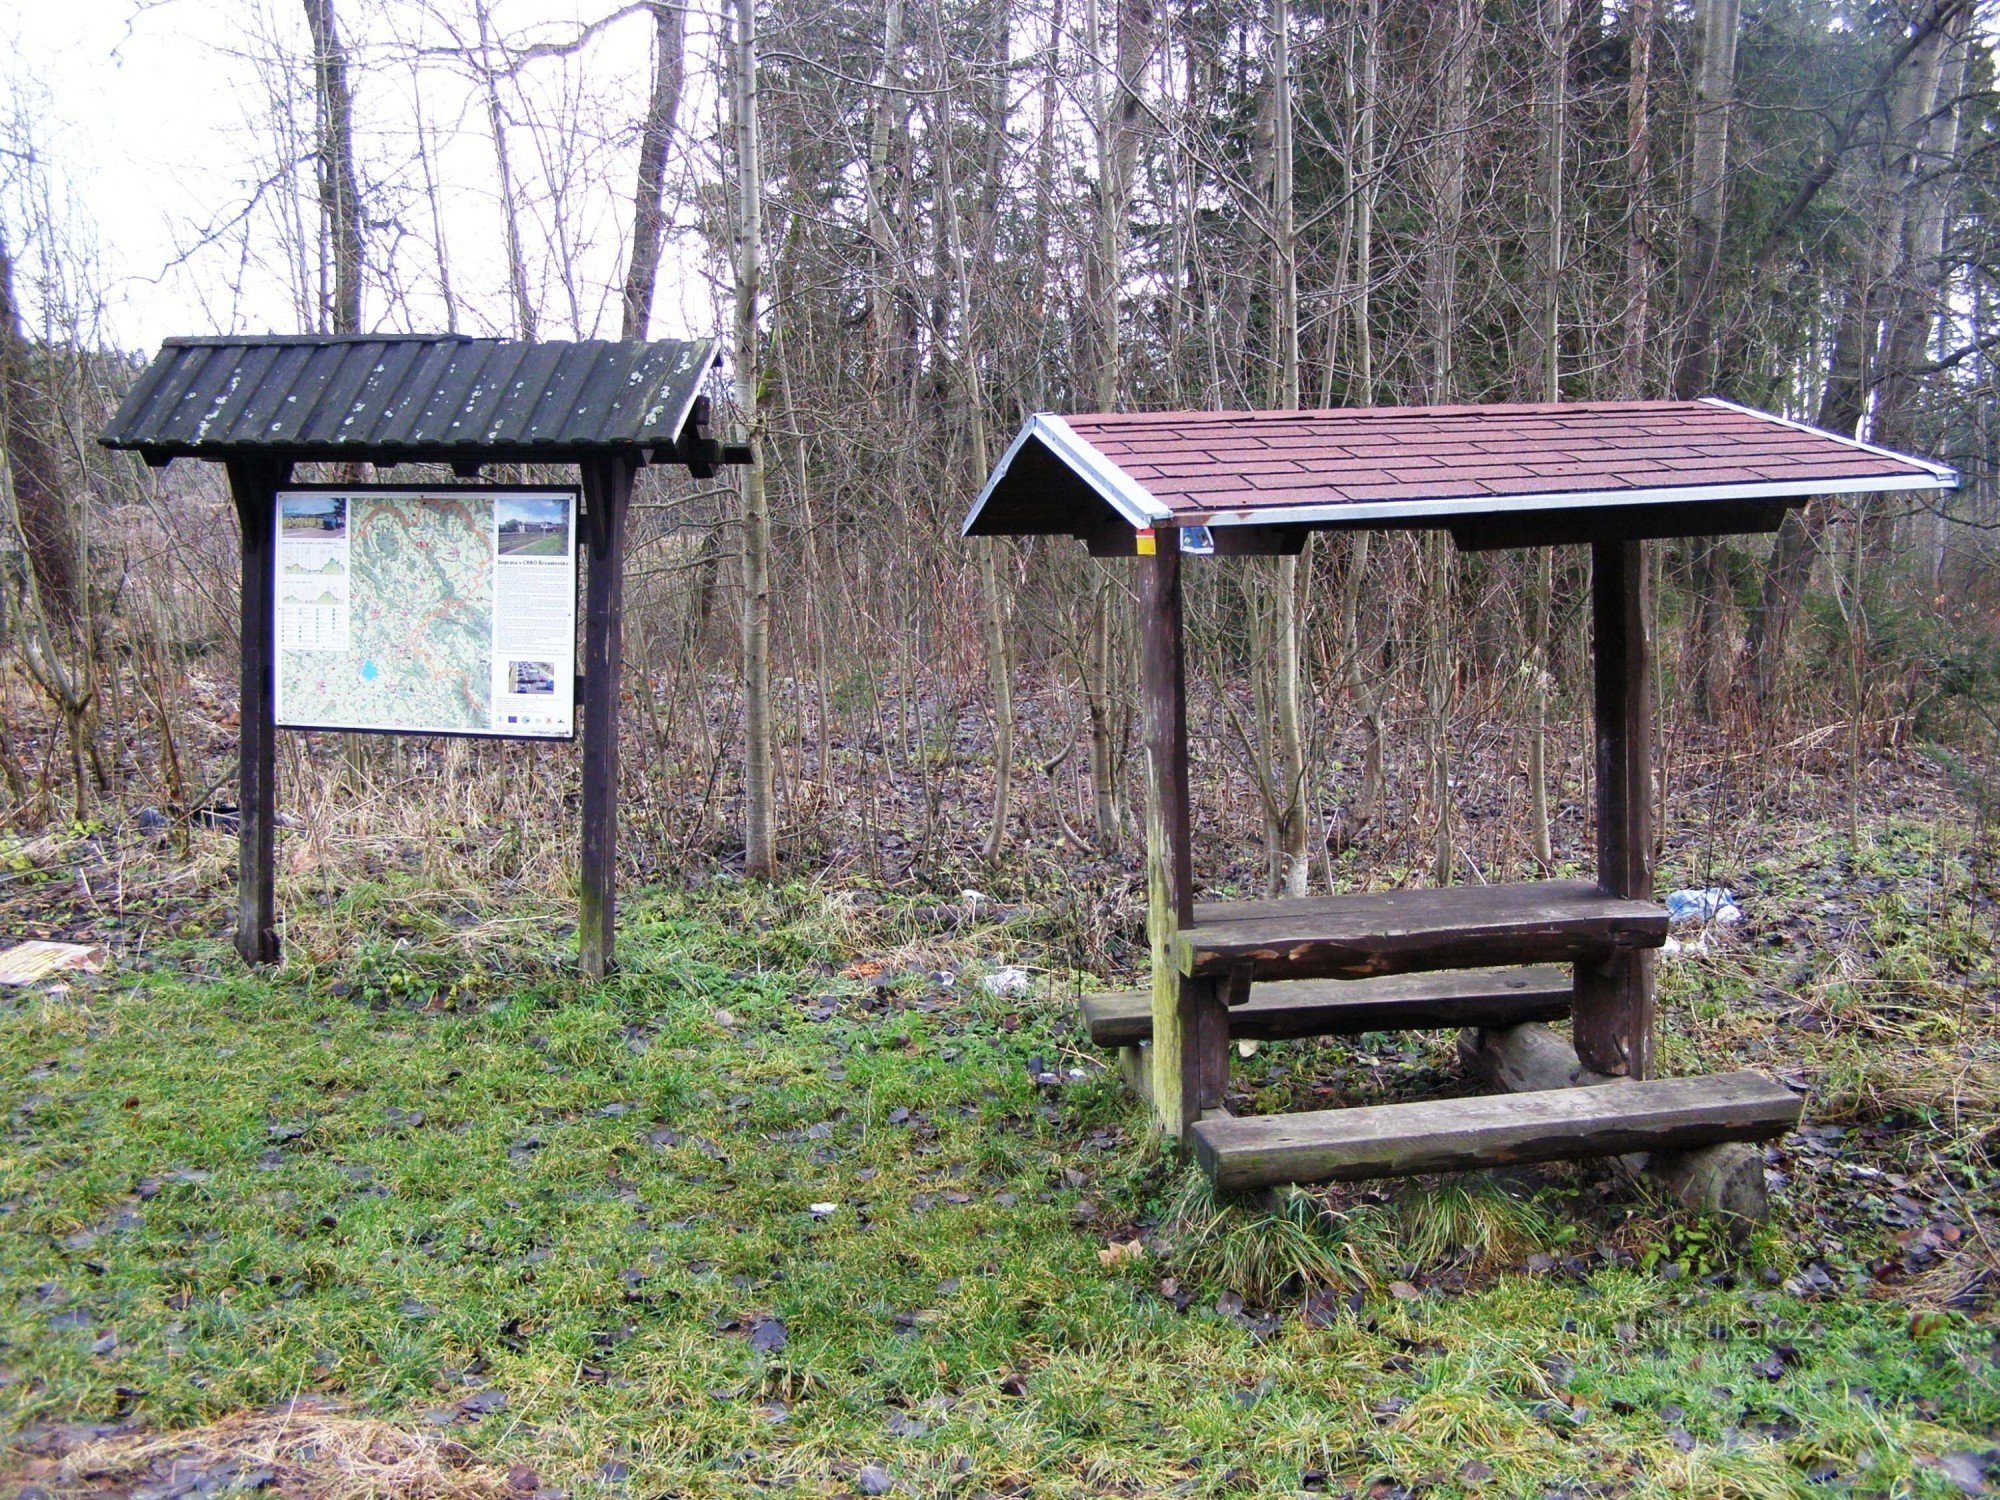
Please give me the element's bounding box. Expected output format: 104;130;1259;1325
965;398;1958;543
100;335;721;463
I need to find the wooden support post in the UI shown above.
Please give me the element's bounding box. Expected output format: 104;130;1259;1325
226;458;285;966
1574;540;1656;1077
579;455;637;981
1139;528;1226;1138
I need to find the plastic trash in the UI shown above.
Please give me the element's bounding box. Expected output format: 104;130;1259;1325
1665;887;1742;926
981;966;1032;999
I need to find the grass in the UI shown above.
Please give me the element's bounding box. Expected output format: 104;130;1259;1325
3;801;1999;1495
498;531;567;558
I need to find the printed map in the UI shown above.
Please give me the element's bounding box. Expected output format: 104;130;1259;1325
279;495;493;731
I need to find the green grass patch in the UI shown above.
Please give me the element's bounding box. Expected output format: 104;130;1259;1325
3;881;1997;1497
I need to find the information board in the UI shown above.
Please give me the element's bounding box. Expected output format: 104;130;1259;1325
273;487;579;739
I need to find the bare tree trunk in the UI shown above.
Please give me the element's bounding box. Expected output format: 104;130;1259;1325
864;0;905;398
1085;0;1160;408
1074;0;1157;851
1521;0;1568;870
1742;280;1870;705
1085;0;1117;407
1265;0;1308;897
1336;0;1384;832
1420;0;1474;404
730;0;774;878
303;0;362;334
0;237;93;812
1675;0;1740;718
476;0;537;340
1619;0;1653;396
1078;0;1121;850
977;531;1015;864
412;94;460;332
0;234;75;623
968;0;1015;865
1672;0;1739;401
1521;0;1565;404
1086;582;1123;846
1743;14;1957;702
1420;0;1475;885
304;0;369;786
620;0;687;340
1349;0;1376;405
1869;12;1966;457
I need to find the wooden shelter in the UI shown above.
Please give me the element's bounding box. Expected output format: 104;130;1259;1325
967;398;1955;1198
101;334;744;979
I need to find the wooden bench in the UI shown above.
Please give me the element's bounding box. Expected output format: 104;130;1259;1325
1190;1072;1802;1192
1079;965;1571;1047
1177;879;1668;983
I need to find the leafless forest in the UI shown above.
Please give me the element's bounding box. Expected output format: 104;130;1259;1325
3;0;1999;934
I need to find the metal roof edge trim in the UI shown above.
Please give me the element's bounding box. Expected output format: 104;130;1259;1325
161;333;482;347
1195;471;1951;531
1698;395;1960;487
961;414;1172;536
1035;415;1172;527
962;419;1038;535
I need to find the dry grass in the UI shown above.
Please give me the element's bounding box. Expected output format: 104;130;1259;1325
20;1400;517;1499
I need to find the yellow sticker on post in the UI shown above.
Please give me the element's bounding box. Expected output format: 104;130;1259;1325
1135;527;1156;556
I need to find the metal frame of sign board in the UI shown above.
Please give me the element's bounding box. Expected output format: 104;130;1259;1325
271;483;582;741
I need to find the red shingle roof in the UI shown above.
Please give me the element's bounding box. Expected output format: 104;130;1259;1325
965;398;1955;541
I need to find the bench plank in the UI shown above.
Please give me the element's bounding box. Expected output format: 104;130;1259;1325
1177;879;1667;983
1079;966;1571;1047
1190;1072;1800;1192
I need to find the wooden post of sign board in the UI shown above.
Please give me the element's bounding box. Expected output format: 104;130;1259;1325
579;456;637;980
1138;528;1228;1139
226;457;286;966
1573;539;1656;1077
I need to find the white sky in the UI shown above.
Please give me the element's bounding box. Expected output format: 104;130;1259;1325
2;0;728;351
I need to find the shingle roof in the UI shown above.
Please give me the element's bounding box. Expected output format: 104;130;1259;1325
965;398;1956;543
100;335;720;464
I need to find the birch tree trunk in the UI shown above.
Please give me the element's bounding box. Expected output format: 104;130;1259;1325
730;0;775;879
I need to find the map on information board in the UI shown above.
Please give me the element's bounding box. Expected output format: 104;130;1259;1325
273;488;578;739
